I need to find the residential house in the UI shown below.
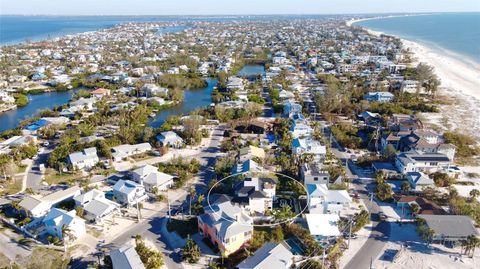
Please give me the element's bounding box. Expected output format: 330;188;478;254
111;143;152;162
142;84;168;97
131;164;174;192
232;159;265;174
113;180;148;206
43;208;86;240
306;214;340;240
67;147;100;170
363;91;395;102
197;195;253;255
74;189;119;223
394;195;445;215
237;242;294;269
406;171;435;192
109;245;145;269
91;88;111;98
399;130;456;160
307;184;352;214
233;177;276;214
292;138;326;162
290;121;313;138
238;145;266;163
418;215;478;245
282;100;302;118
395;152;451;174
156;131;184;148
19;186;81;218
400;80;422;94
301;163;330;186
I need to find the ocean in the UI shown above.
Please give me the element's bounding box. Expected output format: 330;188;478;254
354;13;480;65
0;14;332;45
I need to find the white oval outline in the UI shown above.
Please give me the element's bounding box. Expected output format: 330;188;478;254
206;170;311;227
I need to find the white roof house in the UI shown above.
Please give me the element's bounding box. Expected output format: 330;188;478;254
131;164;174;192
43;208;86;240
74;189;119;222
156;131;184;148
290;121;313;138
19;186;81;218
292;138;326;161
110;245;145;269
237;242;294;269
113;180;148;206
68;147;99;170
307;184;352;214
306;213;340;240
112;143;152;162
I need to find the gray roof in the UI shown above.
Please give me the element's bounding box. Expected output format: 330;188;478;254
419;215;479;238
110;245;145;269
84;198;117;217
237;242;293;269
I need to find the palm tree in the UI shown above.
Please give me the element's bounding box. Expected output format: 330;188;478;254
464;235;480;258
61;224;75;253
189;187;196;216
401;181;410;194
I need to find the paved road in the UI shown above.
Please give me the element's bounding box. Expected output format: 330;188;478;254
25;147;51;190
344;177;391;269
71;124;226;269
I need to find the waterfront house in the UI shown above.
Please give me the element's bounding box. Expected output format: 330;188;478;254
109;245;145;269
111;143;152;162
91;88;111;99
67;147;100;170
301;163;330;186
19;186;81;218
398;130;456;161
406;171;435;192
417;215;478;245
42;208;86;240
237;242;294;269
400;80;422;94
112;180;148;206
395;152;451;174
197;195;253;255
142;83;168;97
156;131;184;148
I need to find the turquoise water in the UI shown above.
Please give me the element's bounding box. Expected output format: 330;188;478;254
355;13;480;64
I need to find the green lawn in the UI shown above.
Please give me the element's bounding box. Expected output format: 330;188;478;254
166;217;198;238
44;169;83;185
0;177;23;195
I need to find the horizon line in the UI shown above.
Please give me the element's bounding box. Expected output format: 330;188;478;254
1;11;479;17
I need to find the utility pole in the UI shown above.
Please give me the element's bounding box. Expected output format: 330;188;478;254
348;217;353;249
167;190;171;223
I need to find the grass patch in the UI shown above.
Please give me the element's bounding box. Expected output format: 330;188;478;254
44;168;83;185
24;247;69;269
166;217;198;238
0;177;23;195
16;165;27;174
87;227;102;238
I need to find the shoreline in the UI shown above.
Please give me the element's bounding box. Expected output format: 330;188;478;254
348;18;480;138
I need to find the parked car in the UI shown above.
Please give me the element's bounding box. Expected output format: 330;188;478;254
379;212;388;221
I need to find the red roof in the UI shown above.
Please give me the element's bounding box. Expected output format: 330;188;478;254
91;88;110;94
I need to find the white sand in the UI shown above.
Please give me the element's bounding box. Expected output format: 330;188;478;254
348;18;480;139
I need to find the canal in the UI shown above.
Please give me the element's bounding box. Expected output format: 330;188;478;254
148;78;217;128
0;90;77;132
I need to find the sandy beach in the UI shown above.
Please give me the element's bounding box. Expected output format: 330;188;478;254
348;18;480;139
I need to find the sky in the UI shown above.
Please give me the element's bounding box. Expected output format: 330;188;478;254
0;0;479;15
